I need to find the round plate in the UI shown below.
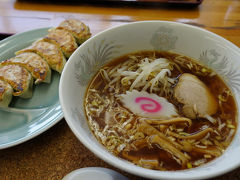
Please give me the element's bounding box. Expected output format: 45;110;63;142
0;28;63;149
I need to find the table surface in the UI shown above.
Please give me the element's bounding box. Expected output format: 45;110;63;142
0;0;240;179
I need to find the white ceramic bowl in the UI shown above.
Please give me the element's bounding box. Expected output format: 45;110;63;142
59;21;240;180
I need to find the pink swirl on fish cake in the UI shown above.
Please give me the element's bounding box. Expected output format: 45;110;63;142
135;97;162;113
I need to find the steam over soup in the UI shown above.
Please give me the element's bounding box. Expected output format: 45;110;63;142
84;51;237;171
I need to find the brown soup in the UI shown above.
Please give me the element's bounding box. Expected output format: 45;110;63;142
84;51;237;171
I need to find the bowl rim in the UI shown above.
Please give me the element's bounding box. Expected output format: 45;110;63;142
59;20;240;180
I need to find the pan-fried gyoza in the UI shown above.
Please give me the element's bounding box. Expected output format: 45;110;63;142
0;19;91;107
85;51;237;170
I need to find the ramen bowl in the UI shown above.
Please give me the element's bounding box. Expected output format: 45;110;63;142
59;21;240;180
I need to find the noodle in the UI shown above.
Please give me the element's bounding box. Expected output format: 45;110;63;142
85;51;237;170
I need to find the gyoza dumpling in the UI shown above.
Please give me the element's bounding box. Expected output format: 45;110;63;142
2;52;51;84
44;28;78;58
16;39;66;73
0;64;33;98
0;79;13;107
58;19;91;44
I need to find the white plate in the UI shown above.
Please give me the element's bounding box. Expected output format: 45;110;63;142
0;28;63;149
62;167;129;180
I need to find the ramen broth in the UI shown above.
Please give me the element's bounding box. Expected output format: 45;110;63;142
84;51;237;170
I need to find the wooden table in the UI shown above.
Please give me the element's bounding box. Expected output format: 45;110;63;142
0;0;240;179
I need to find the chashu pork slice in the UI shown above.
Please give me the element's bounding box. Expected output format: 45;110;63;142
174;73;218;119
2;52;51;84
44;28;78;58
16;39;66;73
0;64;33;98
0;79;13;107
57;19;91;44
